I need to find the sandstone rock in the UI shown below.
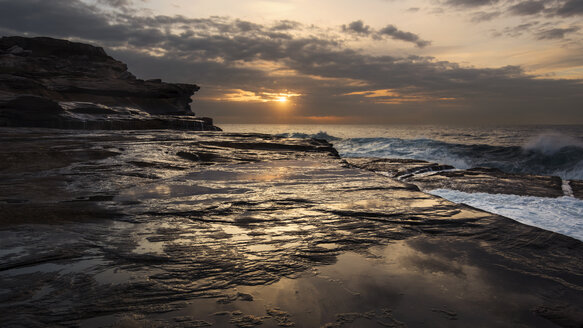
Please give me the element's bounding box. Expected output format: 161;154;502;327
1;129;582;327
347;157;578;199
570;180;583;199
0;36;220;130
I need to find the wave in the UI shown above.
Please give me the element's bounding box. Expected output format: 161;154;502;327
276;131;340;141
523;133;583;155
280;131;583;180
429;189;583;241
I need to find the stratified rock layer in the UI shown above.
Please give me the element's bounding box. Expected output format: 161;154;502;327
0;128;582;327
0;36;219;130
346;157;579;199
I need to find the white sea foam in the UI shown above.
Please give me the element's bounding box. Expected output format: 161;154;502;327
523;133;583;155
220;124;583;241
562;180;574;197
428;189;583;241
334;138;473;170
549;160;583;181
333;135;583;180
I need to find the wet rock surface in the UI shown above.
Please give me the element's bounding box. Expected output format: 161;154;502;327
346;157;579;199
0;128;582;327
0;36;219;130
570;180;583;199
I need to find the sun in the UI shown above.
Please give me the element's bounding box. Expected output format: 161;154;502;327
276;96;288;103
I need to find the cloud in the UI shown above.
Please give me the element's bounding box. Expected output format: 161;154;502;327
271;20;301;31
471;11;501;22
495;22;540;37
445;0;499;7
536;26;579;39
445;0;583;18
341;20;431;48
0;0;133;41
0;0;582;124
97;0;133;8
378;25;432;47
342;20;372;36
494;21;581;41
508;0;546;15
557;0;583;16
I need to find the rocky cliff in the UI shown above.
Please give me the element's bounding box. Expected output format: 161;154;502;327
0;36;219;130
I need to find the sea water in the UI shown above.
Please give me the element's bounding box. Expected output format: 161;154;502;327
429;190;583;241
221;124;583;241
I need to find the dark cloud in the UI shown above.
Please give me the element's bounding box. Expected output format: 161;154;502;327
444;0;583;18
341;20;430;48
271;20;301;31
378;25;431;47
235;20;262;32
97;0;132;8
0;0;582;124
494;21;581;41
495;22;539;37
557;0;583;16
471;11;501;21
536;26;579;39
0;0;131;42
445;0;499;7
508;0;546;15
342;20;372;35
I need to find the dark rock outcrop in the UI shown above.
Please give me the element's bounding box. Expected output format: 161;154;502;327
1;129;582;327
0;36;220;130
347;157;579;199
570;180;583;199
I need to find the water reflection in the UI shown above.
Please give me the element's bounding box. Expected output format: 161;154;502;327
151;237;556;327
2;130;579;327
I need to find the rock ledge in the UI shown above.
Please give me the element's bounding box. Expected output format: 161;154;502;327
0;36;220;130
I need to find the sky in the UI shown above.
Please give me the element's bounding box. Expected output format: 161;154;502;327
1;0;582;125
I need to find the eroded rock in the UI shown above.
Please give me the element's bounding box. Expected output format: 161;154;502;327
347;157;577;199
0;36;219;130
0;129;582;327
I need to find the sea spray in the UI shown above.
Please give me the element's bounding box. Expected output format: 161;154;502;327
222;124;583;242
523;133;583;156
281;132;583;180
429;189;583;242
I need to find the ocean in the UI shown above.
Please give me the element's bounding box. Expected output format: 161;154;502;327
221;124;583;241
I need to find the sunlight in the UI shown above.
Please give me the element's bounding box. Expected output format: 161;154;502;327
210;89;301;103
271;91;301;104
343;88;432;104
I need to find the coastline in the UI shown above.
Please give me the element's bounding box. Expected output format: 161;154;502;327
1;127;582;327
0;36;220;132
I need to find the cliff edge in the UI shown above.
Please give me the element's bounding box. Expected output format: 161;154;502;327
0;36;219;130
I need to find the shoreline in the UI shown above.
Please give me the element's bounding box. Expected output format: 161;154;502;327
1;127;582;327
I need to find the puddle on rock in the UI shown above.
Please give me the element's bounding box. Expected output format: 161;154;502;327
133;236;561;328
2;130;581;327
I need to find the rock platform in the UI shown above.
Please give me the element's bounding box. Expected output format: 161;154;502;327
1;128;582;327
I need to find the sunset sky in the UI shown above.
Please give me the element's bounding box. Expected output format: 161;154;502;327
1;0;582;124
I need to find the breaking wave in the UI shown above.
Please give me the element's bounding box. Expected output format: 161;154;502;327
523;133;583;155
429;189;583;241
281;131;583;180
276;131;340;141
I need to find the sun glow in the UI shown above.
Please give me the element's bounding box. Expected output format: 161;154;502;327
209;89;301;103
